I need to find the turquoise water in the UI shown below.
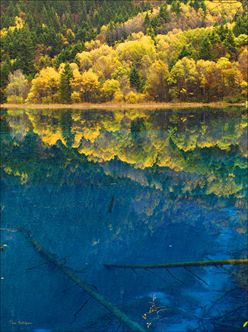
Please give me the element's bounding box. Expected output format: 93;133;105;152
0;107;247;332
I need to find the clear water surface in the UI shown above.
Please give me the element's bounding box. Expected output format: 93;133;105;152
0;107;247;332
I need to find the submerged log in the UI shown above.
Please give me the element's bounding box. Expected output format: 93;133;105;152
20;228;145;332
104;259;248;270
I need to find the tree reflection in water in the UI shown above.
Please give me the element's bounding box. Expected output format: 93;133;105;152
1;107;247;331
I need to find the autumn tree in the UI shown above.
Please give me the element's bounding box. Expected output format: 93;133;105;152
196;60;222;101
72;69;100;102
169;57;199;101
111;65;131;96
5;69;29;102
238;47;248;82
116;34;156;66
146;60;170;101
216;57;243;99
101;79;120;101
27;67;60;103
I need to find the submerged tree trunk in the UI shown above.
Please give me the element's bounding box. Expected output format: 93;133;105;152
104;259;248;270
20;228;145;332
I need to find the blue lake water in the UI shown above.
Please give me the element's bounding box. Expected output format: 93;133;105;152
0;107;247;332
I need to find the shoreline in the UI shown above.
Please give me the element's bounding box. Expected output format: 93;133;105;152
0;101;246;110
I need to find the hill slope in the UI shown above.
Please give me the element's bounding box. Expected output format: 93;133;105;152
0;0;247;103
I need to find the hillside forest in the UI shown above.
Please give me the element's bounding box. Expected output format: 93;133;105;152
0;0;248;104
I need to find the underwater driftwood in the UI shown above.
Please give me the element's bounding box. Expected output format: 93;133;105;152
20;228;145;332
104;259;248;270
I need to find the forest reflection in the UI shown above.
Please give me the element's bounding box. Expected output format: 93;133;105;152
2;107;247;199
1;107;247;331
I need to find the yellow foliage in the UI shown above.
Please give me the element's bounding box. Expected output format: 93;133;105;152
7;95;24;103
15;16;24;29
3;167;28;184
76;52;93;71
0;28;8;38
114;91;124;102
27;67;60;103
0;16;24;37
205;0;242;24
93;54;120;80
116;35;156;65
71;69;100;102
77;44;116;73
125;91;139;104
101;79;120;101
83;127;101;142
85;39;101;51
71;91;80;103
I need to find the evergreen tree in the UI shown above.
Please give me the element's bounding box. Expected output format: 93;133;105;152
144;13;150;31
0;58;11;102
150;16;159;30
201;0;207;14
130;66;142;92
216;25;229;42
171;1;181;16
224;30;237;56
159;5;170;21
59;63;73;103
106;21;116;46
191;0;200;11
199;36;212;60
233;13;248;36
178;44;193;60
147;26;156;40
60;111;74;146
5;27;35;75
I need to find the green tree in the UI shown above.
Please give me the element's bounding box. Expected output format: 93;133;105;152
159;4;169;21
144;13;150;31
223;30;237;57
0;58;11;102
216;25;229;42
59;63;73;103
199;36;212;60
4;27;35;75
130;66;142;92
171;1;181;15
233;13;248;36
178;44;193;60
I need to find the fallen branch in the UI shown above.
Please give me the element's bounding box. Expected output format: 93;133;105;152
20;228;145;332
104;259;248;270
72;297;91;322
165;268;185;285
184;267;208;286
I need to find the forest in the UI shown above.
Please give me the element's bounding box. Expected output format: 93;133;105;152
0;0;247;104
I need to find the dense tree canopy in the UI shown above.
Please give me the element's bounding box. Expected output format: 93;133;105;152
0;0;247;103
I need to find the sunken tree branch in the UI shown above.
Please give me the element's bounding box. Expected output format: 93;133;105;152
20;228;145;332
104;259;248;270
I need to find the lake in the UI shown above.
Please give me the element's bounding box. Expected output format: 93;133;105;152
1;107;247;332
